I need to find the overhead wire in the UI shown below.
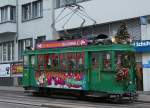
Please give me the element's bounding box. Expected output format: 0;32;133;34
62;7;78;30
53;3;96;37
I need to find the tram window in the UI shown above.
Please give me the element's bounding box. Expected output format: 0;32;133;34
45;54;51;70
77;52;84;71
38;55;44;69
23;56;28;66
91;53;99;70
103;53;111;70
116;52;131;69
60;53;67;71
52;54;59;70
67;53;76;72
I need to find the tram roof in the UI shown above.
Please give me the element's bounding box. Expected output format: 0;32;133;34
23;44;135;55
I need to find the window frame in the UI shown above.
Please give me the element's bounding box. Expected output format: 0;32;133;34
22;0;43;22
18;38;33;60
55;0;90;8
1;6;8;22
102;51;112;71
22;3;32;21
0;41;14;62
0;5;16;23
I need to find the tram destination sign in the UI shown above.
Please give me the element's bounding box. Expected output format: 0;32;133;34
37;39;88;49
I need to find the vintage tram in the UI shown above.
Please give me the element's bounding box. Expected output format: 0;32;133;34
23;38;137;100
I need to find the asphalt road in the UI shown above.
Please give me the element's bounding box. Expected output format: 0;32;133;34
0;90;149;108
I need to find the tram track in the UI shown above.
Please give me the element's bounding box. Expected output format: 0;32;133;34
0;90;149;108
0;90;129;108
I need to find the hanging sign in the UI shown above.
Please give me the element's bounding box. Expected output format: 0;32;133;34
0;64;10;77
36;39;88;49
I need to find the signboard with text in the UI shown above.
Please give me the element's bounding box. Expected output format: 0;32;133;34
10;63;23;77
37;39;88;49
133;40;150;52
0;64;10;77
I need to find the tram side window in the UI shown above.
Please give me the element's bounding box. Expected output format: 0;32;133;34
116;52;131;69
91;52;100;70
52;54;59;71
60;53;67;71
103;52;111;70
67;53;76;72
38;55;44;69
76;52;84;71
45;54;52;70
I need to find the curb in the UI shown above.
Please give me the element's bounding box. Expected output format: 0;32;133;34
136;100;150;103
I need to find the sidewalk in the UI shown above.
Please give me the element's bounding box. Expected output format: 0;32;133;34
0;86;24;92
0;86;149;102
137;91;150;103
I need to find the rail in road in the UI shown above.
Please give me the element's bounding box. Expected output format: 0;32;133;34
0;90;149;108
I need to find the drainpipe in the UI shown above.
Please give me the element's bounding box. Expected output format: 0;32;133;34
13;0;19;86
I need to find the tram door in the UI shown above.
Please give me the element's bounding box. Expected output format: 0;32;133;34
89;52;101;90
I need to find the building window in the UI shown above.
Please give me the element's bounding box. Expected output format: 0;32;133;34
22;3;31;21
0;6;16;23
32;0;42;18
0;42;14;62
22;0;43;21
1;6;8;22
18;39;33;60
56;0;89;8
10;6;16;21
0;44;2;62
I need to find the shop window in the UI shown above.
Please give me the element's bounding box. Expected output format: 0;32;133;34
103;52;111;70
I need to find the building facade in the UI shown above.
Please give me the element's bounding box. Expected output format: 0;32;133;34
0;0;55;86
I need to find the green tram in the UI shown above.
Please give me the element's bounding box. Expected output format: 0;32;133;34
23;39;137;100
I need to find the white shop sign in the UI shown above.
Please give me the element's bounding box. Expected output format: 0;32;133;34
0;64;10;77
